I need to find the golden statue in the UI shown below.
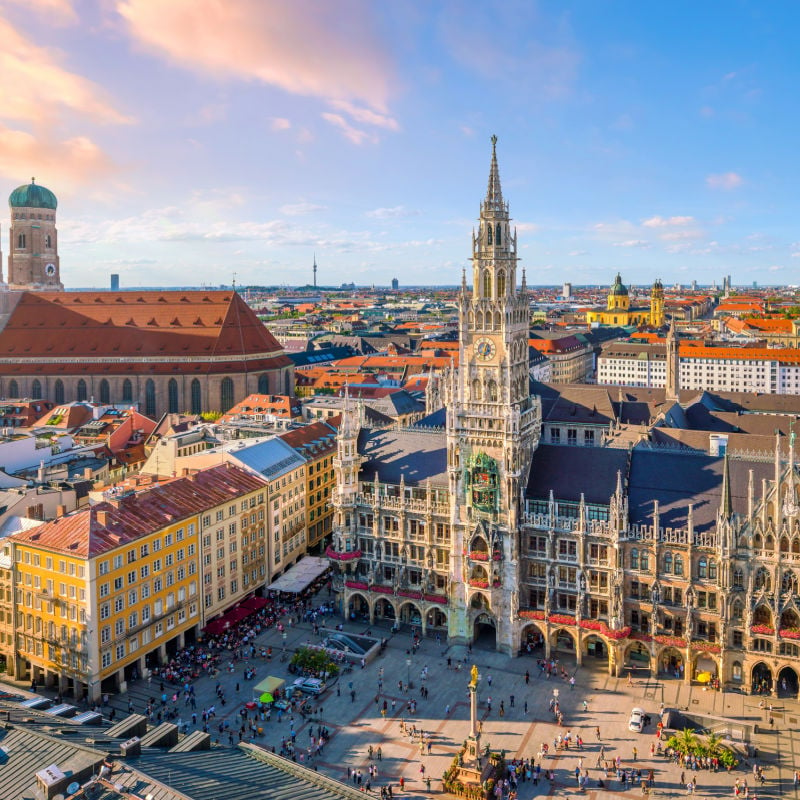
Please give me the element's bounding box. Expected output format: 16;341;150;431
470;664;479;688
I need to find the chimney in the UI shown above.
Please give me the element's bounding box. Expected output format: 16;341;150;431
56;505;66;519
83;467;93;480
96;510;108;526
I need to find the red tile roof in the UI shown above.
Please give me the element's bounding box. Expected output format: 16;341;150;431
12;463;267;557
0;291;290;375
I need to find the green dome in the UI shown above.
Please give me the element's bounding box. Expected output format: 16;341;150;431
9;180;57;210
609;272;628;296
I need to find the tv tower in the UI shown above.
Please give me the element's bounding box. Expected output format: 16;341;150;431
313;252;318;288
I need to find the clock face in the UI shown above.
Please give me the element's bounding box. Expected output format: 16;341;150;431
45;263;56;276
474;338;496;361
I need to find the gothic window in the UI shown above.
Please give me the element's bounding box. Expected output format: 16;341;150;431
765;534;775;551
54;379;64;404
731;599;743;621
45;234;52;248
708;560;717;580
663;552;672;573
258;373;269;394
220;377;234;413
99;379;110;404
191;379;202;414
697;557;707;579
31;379;41;400
781;536;790;553
496;223;502;246
733;568;744;588
483;271;492;298
640;551;649;571
145;379;156;417
630;548;639;570
8;379;18;398
754;567;771;592
486;380;498;402
17;233;25;248
122;379;133;403
471;378;482;401
168;378;179;414
674;554;684;576
782;570;798;595
76;379;87;402
794;537;800;554
753;533;763;549
487;224;493;245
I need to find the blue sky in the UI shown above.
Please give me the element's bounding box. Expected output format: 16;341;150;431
0;0;798;288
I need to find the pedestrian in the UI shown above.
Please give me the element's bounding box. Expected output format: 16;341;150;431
377;746;382;761
525;670;530;685
524;700;528;714
399;777;405;791
596;726;601;741
633;747;638;761
487;674;493;687
510;694;515;707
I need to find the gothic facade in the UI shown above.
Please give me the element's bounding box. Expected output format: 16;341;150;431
326;139;800;695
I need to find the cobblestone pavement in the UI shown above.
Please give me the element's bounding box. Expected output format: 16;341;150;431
7;606;800;800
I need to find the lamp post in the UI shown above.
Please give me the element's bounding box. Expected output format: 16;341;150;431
406;658;411;691
282;631;287;654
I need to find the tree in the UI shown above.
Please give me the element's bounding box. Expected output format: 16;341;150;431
667;728;699;757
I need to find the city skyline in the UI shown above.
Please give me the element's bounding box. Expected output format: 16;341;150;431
1;1;799;287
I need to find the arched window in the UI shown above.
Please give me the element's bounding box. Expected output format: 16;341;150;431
765;534;775;551
220;377;234;413
497;270;506;297
486;380;497;402
483;271;492;298
76;379;87;402
733;568;744;589
630;548;639;570
674;554;684;576
754;567;770;592
471;379;481;401
45;234;52;248
698;557;707;579
99;379;110;405
145;379;156;417
781;536;790;553
31;379;41;400
640;550;650;571
708;560;717;580
17;233;25;248
258;373;269;394
495;223;502;246
190;379;202;415
663;552;672;573
122;379;133;403
54;379;64;405
731;599;743;621
8;379;18;398
487;224;493;245
168;378;179;414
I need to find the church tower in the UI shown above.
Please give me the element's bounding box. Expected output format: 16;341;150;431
444;136;541;653
650;278;665;327
7;179;62;291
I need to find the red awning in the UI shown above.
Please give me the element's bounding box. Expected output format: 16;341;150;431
203;606;250;636
241;596;268;612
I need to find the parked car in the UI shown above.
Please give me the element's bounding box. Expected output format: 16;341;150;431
628;707;646;732
291;677;327;695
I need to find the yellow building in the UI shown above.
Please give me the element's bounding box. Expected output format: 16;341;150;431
585;274;665;327
10;463;267;701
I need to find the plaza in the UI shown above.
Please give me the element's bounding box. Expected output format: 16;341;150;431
7;597;799;800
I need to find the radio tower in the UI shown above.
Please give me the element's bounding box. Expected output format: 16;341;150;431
313;253;318;288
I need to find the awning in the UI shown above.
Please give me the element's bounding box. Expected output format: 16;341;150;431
253;676;285;699
203;605;251;636
266;556;330;595
241;596;269;612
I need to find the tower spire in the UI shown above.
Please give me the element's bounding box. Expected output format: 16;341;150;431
313;252;318;289
720;450;732;518
485;134;504;211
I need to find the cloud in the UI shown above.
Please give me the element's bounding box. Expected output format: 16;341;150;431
515;222;539;233
769;265;784;272
613;239;650;248
328;99;398;131
365;206;420;219
0;17;132;127
642;215;695;228
186;103;228;126
117;0;394;112
270;117;292;131
660;230;702;242
321;112;373;145
0;125;117;189
706;172;743;190
1;0;77;25
280;202;327;216
567;250;587;256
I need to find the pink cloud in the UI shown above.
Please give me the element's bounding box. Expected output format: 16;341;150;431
2;0;77;25
641;215;695;228
706;172;743;190
321;112;374;145
117;0;394;112
328;100;398;131
0;17;132;126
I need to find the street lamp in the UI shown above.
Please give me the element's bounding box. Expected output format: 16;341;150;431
282;631;287;653
406;658;411;690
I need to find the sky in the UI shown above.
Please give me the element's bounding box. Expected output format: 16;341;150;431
1;0;799;289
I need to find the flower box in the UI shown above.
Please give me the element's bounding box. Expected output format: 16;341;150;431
344;580;369;590
548;614;576;626
690;641;721;653
751;624;775;636
631;632;653;643
780;628;800;640
653;634;687;648
370;585;394;594
469;579;489;589
468;551;489;561
519;609;546;620
398;590;422;600
325;545;362;561
424;594;448;605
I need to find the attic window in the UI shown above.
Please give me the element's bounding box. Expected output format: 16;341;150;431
202;297;212;302
115;297;125;302
126;318;136;326
170;317;181;326
94;297;104;303
136;297;145;303
193;317;204;326
180;297;189;302
158;297;167;303
147;318;158;326
214;317;223;324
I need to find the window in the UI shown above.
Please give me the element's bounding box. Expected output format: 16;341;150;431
640;551;649;571
145;378;156;417
674;554;684;576
630;548;639;570
99;379;110;404
122;379;133;403
698;557;707;579
31;379;42;400
220;377;234;413
191;379;202;414
733;568;744;589
54;379;64;404
76;379;87;402
168;378;179;414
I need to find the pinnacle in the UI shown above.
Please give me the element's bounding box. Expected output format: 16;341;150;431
485;135;504;211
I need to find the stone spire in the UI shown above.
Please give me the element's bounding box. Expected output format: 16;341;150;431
665;319;680;403
719;450;732;519
484;134;504;212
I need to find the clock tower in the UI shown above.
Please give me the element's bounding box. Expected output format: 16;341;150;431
444;136;541;653
7;179;63;291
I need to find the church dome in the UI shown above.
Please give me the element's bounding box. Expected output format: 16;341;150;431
9;179;57;210
609;273;628;296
